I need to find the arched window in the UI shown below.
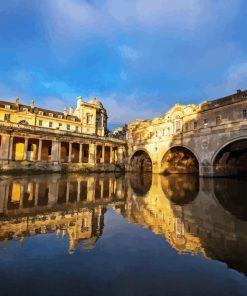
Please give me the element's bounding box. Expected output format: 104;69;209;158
19;120;29;125
174;115;181;133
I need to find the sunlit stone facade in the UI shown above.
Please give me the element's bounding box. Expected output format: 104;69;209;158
127;90;247;177
0;96;107;136
0;96;126;172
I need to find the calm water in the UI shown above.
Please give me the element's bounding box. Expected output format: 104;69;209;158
0;173;246;296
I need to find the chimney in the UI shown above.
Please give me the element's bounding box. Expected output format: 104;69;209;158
30;100;35;109
16;97;20;106
77;96;83;108
63;107;67;117
69;106;74;115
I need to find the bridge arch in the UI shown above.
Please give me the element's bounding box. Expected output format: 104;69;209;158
212;137;247;177
160;145;199;175
129;149;153;172
129;173;152;197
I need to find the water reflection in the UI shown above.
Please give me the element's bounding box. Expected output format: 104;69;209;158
0;173;246;276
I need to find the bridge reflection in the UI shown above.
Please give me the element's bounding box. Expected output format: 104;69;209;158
0;173;246;275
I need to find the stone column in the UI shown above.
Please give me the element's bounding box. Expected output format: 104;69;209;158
68;142;72;162
8;136;13;161
112;148;116;164
51;141;61;162
109;146;113;164
117;147;123;163
79;143;83;163
23;138;28;161
77;180;81;201
34;183;39;206
102;145;105;163
0;185;6;214
89;143;95;164
20;184;24;208
100;179;104;198
38;139;42;161
66;181;70;202
87;177;95;202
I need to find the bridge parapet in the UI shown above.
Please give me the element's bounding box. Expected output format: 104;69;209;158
127;90;247;177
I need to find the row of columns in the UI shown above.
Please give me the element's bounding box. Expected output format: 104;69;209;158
0;177;126;212
0;134;124;164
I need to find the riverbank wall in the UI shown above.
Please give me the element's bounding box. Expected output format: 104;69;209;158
0;161;125;174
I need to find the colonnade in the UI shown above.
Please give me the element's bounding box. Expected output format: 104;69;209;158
0;134;125;164
0;176;126;214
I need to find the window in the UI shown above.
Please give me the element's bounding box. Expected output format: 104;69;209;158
86;114;93;124
185;122;188;131
5;105;10;109
23;108;28;112
39;120;43;126
162;129;165;136
28;144;33;151
155;131;158;137
174;115;181;133
48;113;53;117
72;117;76;122
75;126;79;132
48;146;52;156
58;115;63;119
216;115;221;125
243;110;247;119
49;121;53;128
167;127;170;134
67;124;70;131
194;121;197;129
58;123;62;127
204;118;208;127
19;120;28;125
4;114;10;121
39;111;44;116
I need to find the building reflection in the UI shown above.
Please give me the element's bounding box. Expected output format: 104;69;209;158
0;174;127;254
124;173;247;275
0;173;246;275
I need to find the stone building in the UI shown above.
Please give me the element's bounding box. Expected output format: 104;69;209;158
127;90;247;177
0;96;126;172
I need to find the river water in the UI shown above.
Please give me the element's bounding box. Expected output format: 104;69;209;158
0;173;246;296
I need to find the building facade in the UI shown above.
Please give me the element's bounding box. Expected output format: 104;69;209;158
127;90;247;177
0;96;126;172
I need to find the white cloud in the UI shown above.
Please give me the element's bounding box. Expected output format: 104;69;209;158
10;68;32;87
40;96;67;111
225;62;247;91
204;60;247;97
94;92;163;124
119;45;141;61
40;0;241;43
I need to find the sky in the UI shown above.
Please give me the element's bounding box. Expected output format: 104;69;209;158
0;0;246;130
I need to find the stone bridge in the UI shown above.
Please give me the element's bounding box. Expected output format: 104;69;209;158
126;90;247;177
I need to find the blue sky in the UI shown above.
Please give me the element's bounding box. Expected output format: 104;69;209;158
0;0;246;129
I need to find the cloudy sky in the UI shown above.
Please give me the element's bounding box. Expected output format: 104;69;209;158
0;0;246;129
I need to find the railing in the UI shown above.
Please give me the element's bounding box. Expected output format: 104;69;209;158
0;120;126;144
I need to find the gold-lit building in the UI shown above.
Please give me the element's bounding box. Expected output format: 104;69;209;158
0;96;107;136
127;90;247;177
0;96;126;171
